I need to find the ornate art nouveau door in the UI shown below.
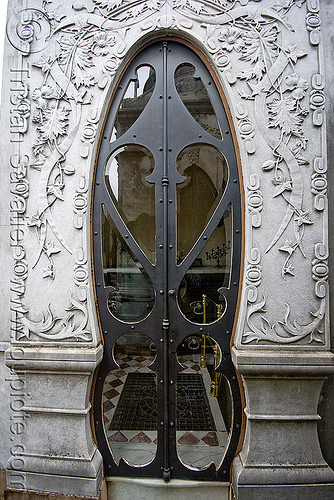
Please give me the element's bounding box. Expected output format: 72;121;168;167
93;40;242;481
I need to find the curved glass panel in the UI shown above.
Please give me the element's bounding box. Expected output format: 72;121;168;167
110;65;156;142
103;333;157;466
176;144;229;263
102;206;155;322
176;335;231;470
105;145;156;264
177;204;232;325
175;64;222;140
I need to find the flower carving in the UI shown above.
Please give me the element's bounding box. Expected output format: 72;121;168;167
218;27;243;52
92;32;116;56
32;85;56;110
285;73;308;100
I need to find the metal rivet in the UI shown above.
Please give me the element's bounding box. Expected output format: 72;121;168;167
168;96;171;99
96;181;100;185
170;421;174;427
199;134;202;138
169;244;173;249
236;229;240;233
108;465;112;469
226;330;230;335
170;339;174;343
98;377;101;381
97;283;101;287
119;85;122;90
125;234;129;238
160;421;164;426
236;423;240;429
133;134;136;138
159;147;163;151
208;81;212;85
104;330;108;335
94;231;98;235
159;95;163;99
96;420;100;425
168;289;175;296
169;148;172;152
160;379;164;383
233;178;238;183
200;327;203;332
159;199;163;203
225;130;229;134
170;380;174;385
103;136;107;140
131;325;135;330
160;338;164;343
234;281;237;286
169;199;173;203
159;244;163;249
160;290;164;294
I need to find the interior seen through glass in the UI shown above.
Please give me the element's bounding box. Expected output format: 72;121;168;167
110;65;156;142
174;64;223;140
102;207;156;323
176;144;229;262
97;43;238;475
176;334;232;470
177;203;232;325
103;333;158;466
105;145;156;264
102;332;232;470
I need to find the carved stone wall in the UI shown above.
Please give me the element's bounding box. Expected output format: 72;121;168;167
2;0;329;349
1;0;333;499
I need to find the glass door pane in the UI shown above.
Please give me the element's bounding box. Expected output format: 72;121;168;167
176;335;231;470
103;333;158;466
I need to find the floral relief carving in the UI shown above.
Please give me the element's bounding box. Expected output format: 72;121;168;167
243;293;325;344
6;0;328;346
20;292;92;342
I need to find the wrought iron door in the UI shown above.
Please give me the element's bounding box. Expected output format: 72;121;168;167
93;40;242;481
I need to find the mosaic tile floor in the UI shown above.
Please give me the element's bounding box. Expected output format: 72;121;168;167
102;352;228;468
110;372;216;431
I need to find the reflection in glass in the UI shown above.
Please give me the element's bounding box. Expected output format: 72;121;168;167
176;335;231;470
110;65;156;142
177;205;232;325
102;207;155;322
103;333;157;466
175;64;222;140
105;145;156;263
176;144;229;263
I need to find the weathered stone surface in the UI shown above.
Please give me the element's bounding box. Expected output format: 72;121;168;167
0;0;333;498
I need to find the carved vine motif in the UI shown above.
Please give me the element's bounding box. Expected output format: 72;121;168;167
243;293;325;344
197;2;312;279
19;292;92;342
7;0;326;345
18;0;312;281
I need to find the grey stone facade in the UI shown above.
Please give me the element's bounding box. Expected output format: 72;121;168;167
0;0;334;498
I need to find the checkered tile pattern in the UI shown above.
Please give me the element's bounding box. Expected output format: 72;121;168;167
102;352;227;455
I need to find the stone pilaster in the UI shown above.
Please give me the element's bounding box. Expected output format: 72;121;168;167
5;346;103;497
231;347;334;500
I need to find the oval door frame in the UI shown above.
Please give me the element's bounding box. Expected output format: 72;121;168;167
92;37;245;482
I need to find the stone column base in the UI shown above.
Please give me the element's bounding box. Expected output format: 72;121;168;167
5;346;104;498
231;347;334;500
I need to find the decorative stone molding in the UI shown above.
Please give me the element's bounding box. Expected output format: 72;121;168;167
231;347;334;500
5;345;104;496
2;0;333;498
4;0;329;349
